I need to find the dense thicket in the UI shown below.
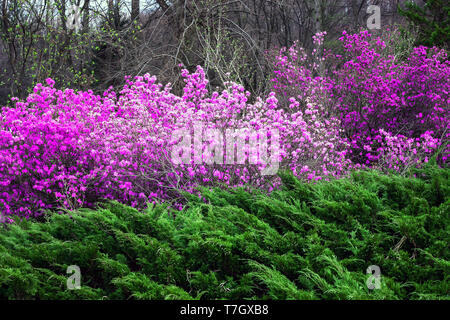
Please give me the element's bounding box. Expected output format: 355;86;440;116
0;0;415;104
0;165;448;300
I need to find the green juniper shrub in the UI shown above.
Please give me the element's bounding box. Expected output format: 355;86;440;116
0;165;448;300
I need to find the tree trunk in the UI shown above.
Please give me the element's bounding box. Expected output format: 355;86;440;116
131;0;140;23
82;0;90;32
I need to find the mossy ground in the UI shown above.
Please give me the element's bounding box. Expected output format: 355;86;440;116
0;166;448;300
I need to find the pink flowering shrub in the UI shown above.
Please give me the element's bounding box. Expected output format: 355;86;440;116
270;31;333;109
1;30;447;220
0;66;353;219
364;130;441;172
333;31;449;142
271;30;449;168
283;97;353;180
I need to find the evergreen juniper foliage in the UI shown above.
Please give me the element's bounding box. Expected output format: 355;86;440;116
399;0;450;49
0;166;448;300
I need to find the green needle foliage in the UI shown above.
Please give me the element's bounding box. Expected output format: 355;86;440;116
399;0;450;49
0;165;448;300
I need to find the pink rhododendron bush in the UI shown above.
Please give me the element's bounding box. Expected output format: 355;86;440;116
271;30;449;169
0;66;351;220
0;30;448;220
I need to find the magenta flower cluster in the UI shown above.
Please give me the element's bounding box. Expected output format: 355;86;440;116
0;64;354;219
0;30;448;220
271;30;449;168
